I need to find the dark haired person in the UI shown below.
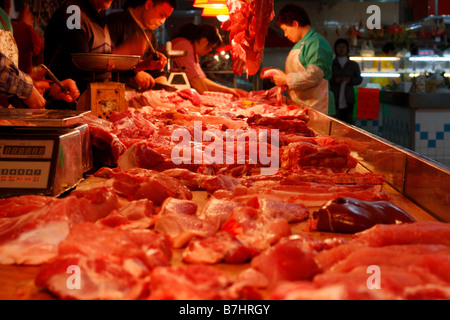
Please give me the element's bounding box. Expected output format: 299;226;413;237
171;23;247;97
107;0;177;90
330;38;362;124
44;0;114;101
265;4;333;114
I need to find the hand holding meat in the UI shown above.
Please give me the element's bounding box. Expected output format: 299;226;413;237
228;88;248;98
261;68;287;87
261;68;283;79
136;52;167;72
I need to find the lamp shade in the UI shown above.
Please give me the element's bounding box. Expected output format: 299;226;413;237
201;6;229;16
194;0;227;8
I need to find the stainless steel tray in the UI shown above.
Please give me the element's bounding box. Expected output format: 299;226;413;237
0;109;91;127
71;53;140;71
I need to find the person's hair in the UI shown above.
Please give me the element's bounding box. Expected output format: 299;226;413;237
124;0;177;10
174;23;223;48
275;4;311;28
334;38;349;54
382;42;395;54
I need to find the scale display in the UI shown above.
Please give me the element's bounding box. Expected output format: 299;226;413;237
0;137;57;195
3;145;46;156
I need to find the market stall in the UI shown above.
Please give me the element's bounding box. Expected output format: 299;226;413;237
0;0;449;302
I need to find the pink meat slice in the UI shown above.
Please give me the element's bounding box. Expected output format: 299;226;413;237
325;244;450;274
221;206;291;255
147;264;261;300
250;236;320;286
353;221;450;247
0;187;120;265
260;68;282;79
96;198;156;230
35;222;172;300
104;168;192;205
182;231;252;264
0;195;54;218
154;198;215;248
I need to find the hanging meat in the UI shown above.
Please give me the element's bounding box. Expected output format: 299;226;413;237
221;0;274;76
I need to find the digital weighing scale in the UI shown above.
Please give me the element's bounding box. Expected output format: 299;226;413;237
0;109;93;198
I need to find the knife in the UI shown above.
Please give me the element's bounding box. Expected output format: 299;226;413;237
152;83;178;92
41;64;70;95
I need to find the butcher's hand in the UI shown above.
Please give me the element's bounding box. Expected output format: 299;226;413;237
33;80;51;95
49;79;81;102
272;71;288;87
228;88;248;98
136;52;167;72
134;71;156;90
24;86;46;109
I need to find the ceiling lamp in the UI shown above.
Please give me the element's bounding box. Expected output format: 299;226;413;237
196;1;229;22
201;6;229;16
193;0;227;9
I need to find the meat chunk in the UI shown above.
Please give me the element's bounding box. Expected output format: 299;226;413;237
35;223;172;300
251;236;320;286
101;167;192;205
0;187;119;265
353;221;450;247
221;0;274;75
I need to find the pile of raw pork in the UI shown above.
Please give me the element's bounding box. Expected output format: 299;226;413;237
1;88;449;300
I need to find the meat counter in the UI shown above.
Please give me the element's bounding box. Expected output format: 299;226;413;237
306;107;450;223
0;89;448;301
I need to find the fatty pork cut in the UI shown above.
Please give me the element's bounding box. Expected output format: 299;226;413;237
221;0;274;75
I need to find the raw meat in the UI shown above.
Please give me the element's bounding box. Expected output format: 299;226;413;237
96;199;155;230
0;195;54;218
281;140;358;171
0;187;119;265
246;114;315;136
147;264;261;300
154;198;216;248
182;231;251;264
35;222;172;300
221;206;291;255
221;0;274;75
99;167;192;205
117;141;165;171
250;236;320;285
353;221;450;247
231;194;310;223
260;68;282;79
309;197;415;234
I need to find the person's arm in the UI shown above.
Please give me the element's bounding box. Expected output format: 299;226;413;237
202;77;247;97
0;53;45;108
189;76;209;93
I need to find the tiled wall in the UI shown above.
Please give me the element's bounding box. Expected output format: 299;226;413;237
354;105;450;168
414;110;450;167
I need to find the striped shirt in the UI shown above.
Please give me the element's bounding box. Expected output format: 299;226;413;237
0;52;33;103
